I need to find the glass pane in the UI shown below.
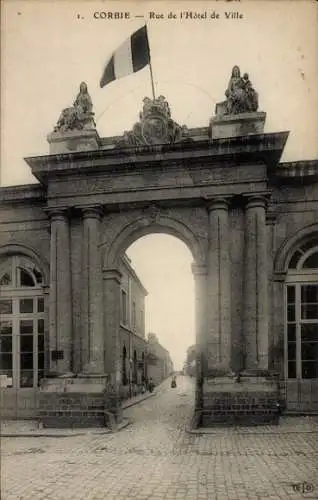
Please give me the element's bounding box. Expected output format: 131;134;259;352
288;305;295;322
288;342;296;360
287;324;296;342
20;320;33;335
0;272;11;286
19;299;33;314
0;353;12;370
20;371;33;387
38;352;44;370
19;268;35;287
289;250;303;269
0;322;12;336
38;319;44;334
38;335;44;352
301;285;318;303
303;252;318;269
287;286;295;304
20;335;33;353
37;370;44;387
0;372;13;386
301;324;318;341
302;361;318;379
37;298;44;313
300;239;318;253
33;267;43;284
0;336;12;353
20;352;33;370
0;300;12;314
301;342;318;361
301;304;318;320
288;361;296;378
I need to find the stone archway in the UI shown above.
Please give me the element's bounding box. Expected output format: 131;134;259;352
103;211;206;269
100;208;208;405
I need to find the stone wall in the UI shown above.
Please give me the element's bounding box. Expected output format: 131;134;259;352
200;376;280;427
39;392;109;428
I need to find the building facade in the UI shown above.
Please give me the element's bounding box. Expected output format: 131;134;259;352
0;78;317;425
118;255;148;399
146;333;174;385
184;345;196;377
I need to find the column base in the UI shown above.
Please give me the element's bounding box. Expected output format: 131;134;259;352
38;374;122;428
197;372;280;427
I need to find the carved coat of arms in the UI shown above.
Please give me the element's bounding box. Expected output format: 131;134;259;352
117;96;189;147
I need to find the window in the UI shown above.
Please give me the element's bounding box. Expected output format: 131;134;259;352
132;350;137;384
121;289;127;325
132;302;136;330
0;256;43;289
122;346;128;385
0;255;45;388
286;241;318;379
0;321;13;385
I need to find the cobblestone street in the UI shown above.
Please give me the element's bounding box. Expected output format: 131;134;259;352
1;375;318;500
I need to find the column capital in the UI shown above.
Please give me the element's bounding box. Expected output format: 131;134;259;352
205;197;231;213
191;263;207;277
244;194;270;210
45;208;68;221
81;206;104;220
103;269;122;284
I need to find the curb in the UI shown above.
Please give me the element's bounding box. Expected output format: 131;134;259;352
1;418;131;438
122;391;156;409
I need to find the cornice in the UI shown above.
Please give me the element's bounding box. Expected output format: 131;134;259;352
0;183;47;204
24;131;289;185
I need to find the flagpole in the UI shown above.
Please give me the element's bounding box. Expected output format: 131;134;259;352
149;59;156;100
146;22;156;100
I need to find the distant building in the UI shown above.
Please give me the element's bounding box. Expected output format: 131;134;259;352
146;333;174;385
184;345;196;377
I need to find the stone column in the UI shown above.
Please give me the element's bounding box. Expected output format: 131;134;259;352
49;209;72;373
81;207;104;374
191;263;207;409
206;199;232;372
243;196;269;370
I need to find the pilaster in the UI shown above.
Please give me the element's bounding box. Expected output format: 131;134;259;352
243;195;269;370
48;209;72;374
206;198;232;372
81;206;104;374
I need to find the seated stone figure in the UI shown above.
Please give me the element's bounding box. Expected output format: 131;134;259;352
223;66;259;115
54;82;95;132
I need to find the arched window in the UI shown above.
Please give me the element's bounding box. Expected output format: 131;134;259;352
285;241;318;380
0;255;45;389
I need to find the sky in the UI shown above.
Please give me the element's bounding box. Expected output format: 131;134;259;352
126;235;195;371
1;0;317;369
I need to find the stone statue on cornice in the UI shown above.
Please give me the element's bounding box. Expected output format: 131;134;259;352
223;66;259;115
54;82;95;133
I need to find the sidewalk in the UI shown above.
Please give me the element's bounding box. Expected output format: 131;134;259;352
0;387;157;438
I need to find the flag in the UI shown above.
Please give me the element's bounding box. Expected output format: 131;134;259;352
100;25;150;88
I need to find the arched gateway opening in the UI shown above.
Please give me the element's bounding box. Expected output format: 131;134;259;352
126;233;195;376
